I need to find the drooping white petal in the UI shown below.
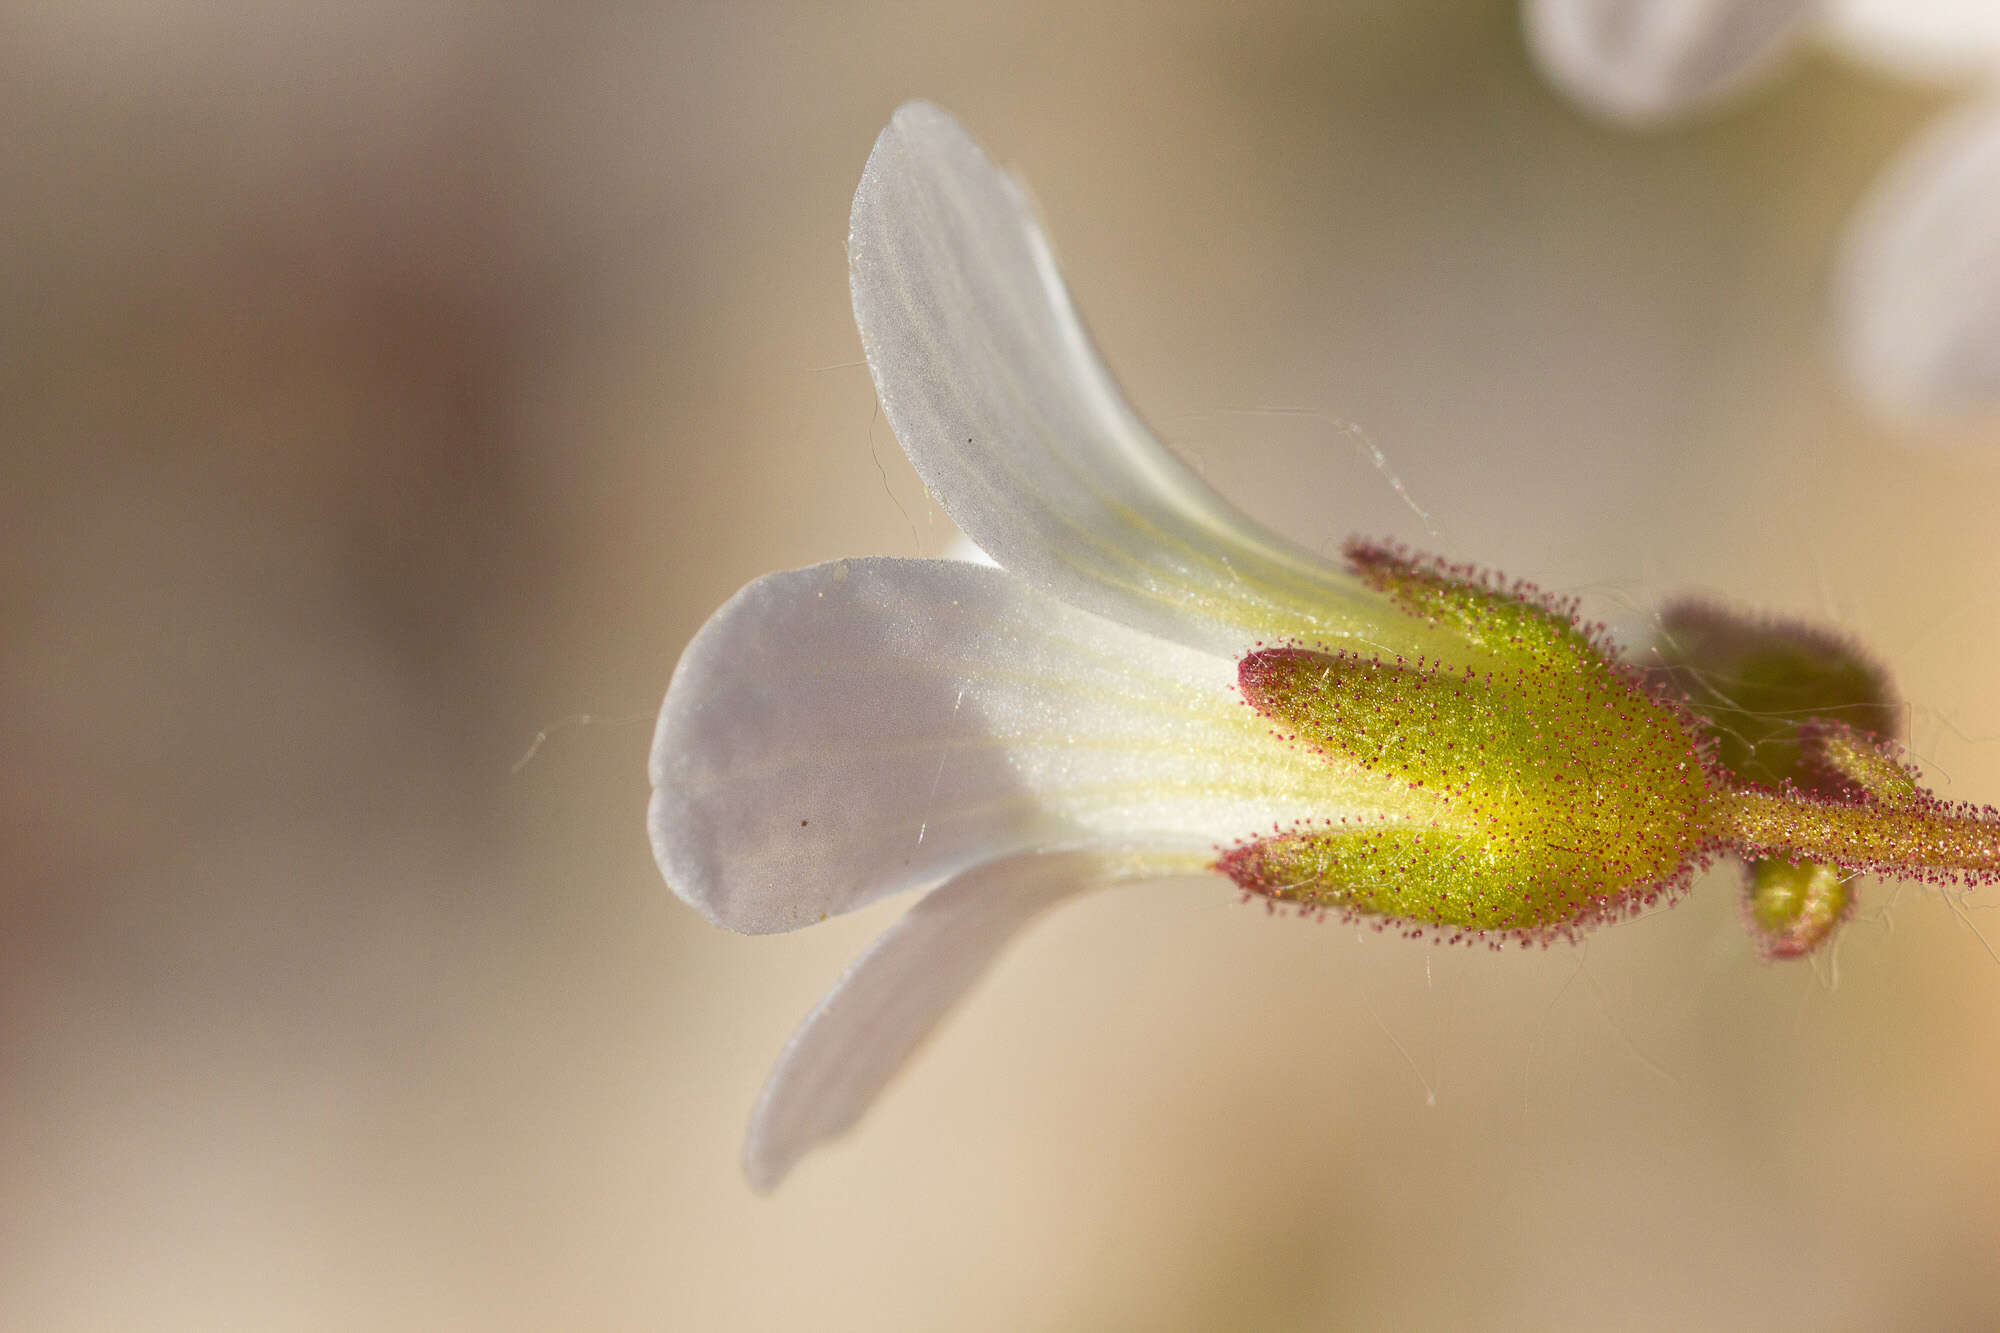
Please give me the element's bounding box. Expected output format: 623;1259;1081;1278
1823;0;2000;81
1837;99;2000;422
650;557;1408;934
847;101;1421;660
742;849;1204;1192
1523;0;1820;126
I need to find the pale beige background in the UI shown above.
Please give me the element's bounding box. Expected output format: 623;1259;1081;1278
6;3;1998;1330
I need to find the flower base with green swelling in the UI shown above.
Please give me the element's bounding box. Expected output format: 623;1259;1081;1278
1217;542;2000;945
1220;542;1717;939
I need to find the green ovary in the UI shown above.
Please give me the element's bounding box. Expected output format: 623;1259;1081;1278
1224;640;1716;936
1218;544;2000;943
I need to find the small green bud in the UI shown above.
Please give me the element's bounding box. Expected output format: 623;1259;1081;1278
1744;859;1853;960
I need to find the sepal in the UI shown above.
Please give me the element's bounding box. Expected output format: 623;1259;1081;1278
1797;720;1926;809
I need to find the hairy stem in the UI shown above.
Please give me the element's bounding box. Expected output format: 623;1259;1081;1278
1714;788;2000;881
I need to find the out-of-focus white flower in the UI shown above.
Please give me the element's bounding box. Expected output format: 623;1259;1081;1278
1823;0;2000;81
1523;0;1823;126
1837;98;2000;422
1527;0;2000;425
1824;2;2000;423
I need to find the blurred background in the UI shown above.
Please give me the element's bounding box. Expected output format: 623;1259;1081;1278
6;2;1998;1328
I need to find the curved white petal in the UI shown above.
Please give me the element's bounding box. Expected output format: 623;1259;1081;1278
848;101;1419;659
1837;99;2000;423
743;850;1203;1192
1823;0;2000;81
650;557;1408;934
1523;0;1820;126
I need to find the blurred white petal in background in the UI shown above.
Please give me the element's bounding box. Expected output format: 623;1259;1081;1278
1824;0;2000;80
1838;98;2000;423
1523;0;1822;125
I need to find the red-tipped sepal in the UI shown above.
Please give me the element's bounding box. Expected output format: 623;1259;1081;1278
1797;719;1926;808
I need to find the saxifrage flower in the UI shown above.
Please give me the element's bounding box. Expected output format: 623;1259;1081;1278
650;102;2000;1191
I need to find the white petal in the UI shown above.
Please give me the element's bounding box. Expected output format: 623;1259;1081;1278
1823;0;2000;81
650;557;1406;934
1523;0;1820;126
848;102;1412;659
743;850;1208;1192
1837;99;2000;423
941;531;999;567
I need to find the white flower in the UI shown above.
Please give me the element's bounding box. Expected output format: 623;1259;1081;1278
650;102;2000;1192
649;103;1461;1191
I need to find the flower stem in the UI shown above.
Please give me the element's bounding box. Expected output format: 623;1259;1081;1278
1713;788;2000;882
